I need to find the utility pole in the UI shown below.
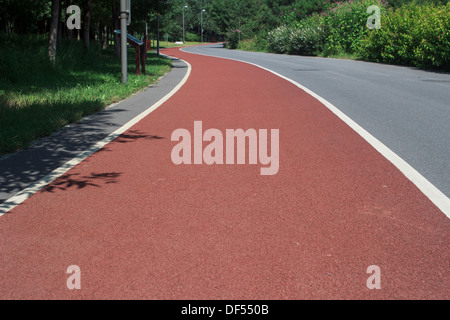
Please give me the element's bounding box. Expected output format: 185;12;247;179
120;0;129;84
157;12;160;56
183;5;188;43
201;9;205;42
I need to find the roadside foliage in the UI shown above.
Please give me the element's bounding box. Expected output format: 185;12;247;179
262;0;450;71
359;2;450;69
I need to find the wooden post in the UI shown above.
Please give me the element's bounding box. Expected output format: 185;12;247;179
134;43;140;75
141;35;147;75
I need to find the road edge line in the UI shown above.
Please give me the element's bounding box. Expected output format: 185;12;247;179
0;55;192;216
180;47;450;218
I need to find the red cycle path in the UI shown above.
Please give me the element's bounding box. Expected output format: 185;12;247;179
1;47;449;299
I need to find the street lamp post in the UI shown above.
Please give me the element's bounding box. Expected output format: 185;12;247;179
183;5;188;43
157;12;160;56
201;9;206;42
120;0;129;84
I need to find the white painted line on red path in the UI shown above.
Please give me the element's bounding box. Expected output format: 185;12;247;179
181;47;450;218
0;57;192;216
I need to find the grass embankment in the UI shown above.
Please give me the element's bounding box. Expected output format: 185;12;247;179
228;1;450;70
155;41;204;49
0;34;172;156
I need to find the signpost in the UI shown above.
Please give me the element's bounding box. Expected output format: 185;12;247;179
127;0;131;26
114;30;146;76
120;0;129;84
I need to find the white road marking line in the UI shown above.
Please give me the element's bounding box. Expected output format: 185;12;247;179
0;56;192;216
181;46;450;218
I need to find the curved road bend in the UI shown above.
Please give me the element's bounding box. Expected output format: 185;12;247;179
183;43;450;198
0;46;449;299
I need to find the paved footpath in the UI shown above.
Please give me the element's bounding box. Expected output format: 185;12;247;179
1;46;449;299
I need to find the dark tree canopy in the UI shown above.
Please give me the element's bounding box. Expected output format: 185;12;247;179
2;0;447;46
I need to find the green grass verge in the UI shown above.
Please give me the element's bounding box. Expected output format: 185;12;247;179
318;52;361;60
0;34;172;156
236;37;269;53
154;41;204;49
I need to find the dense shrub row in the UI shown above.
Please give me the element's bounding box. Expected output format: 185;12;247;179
359;2;450;69
226;30;243;49
263;0;450;70
322;0;389;55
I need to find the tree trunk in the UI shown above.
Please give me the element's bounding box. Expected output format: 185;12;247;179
66;0;73;41
83;0;92;49
94;22;99;45
3;0;10;37
57;3;62;46
113;6;120;57
67;26;73;41
103;25;108;49
48;0;60;62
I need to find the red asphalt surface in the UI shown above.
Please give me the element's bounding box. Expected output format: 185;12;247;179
1;46;449;300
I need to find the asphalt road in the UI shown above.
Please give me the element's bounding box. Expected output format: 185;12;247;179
183;44;450;198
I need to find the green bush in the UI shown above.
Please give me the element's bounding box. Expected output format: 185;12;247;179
266;14;326;56
256;0;449;71
414;3;450;69
266;25;292;53
226;29;243;49
322;0;389;55
289;14;326;55
359;2;450;70
185;32;200;42
289;26;325;55
266;1;385;56
236;34;269;52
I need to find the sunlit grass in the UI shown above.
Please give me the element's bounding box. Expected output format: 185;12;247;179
0;35;172;155
154;41;206;49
